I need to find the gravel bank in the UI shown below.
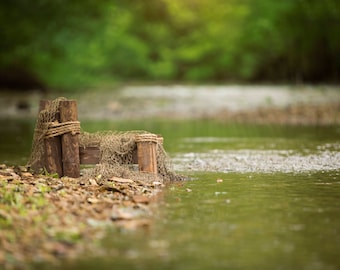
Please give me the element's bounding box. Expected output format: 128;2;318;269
77;84;340;124
173;147;340;173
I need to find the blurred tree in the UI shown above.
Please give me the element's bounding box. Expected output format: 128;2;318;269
0;0;109;88
276;0;340;82
238;0;340;82
0;0;338;89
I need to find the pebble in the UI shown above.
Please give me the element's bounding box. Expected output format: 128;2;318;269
21;172;33;178
173;146;340;173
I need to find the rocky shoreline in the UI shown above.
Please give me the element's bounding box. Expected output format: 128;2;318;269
0;164;163;268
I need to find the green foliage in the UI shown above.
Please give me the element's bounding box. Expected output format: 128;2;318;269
237;0;340;82
0;0;338;89
0;181;48;230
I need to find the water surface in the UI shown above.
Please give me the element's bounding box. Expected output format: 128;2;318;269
0;119;339;269
56;170;339;270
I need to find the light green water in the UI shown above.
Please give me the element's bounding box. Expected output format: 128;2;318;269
161;172;340;270
0;119;339;269
57;171;340;270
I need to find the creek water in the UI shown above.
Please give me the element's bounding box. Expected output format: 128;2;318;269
0;119;339;269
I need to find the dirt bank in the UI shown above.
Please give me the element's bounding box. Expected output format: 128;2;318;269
0;164;163;268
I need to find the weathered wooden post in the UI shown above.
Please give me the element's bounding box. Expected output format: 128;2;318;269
136;134;158;174
59;100;80;178
41;100;63;177
32;98;167;178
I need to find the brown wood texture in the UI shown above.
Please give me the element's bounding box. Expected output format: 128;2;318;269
136;136;158;174
41;100;63;177
79;146;100;164
132;148;138;164
79;147;138;165
59;100;80;178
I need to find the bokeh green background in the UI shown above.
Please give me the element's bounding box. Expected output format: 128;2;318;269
1;0;339;89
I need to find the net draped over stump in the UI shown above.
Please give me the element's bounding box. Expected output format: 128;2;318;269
27;97;182;183
79;130;181;182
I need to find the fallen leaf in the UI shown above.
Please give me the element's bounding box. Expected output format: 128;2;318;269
21;172;33;178
152;181;163;186
89;178;98;186
10;172;20;179
110;176;133;184
87;197;100;204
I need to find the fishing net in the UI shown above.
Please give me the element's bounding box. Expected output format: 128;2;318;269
28;97;69;173
79;130;182;183
27;97;183;183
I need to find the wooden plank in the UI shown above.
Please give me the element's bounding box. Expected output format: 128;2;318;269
79;146;100;164
41;100;63;177
79;146;138;165
60;100;80;178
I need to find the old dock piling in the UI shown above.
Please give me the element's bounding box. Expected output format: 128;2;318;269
136;134;158;174
32;99;162;178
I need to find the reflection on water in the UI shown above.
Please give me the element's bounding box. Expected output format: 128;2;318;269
0;119;35;165
1;119;339;269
